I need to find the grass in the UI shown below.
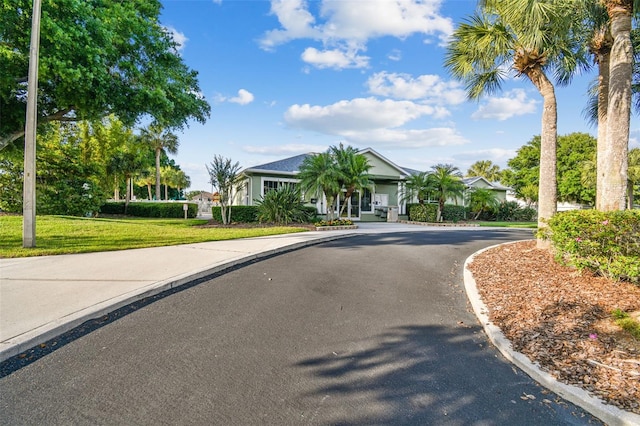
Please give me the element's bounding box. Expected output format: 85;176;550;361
475;221;538;229
612;309;640;340
0;215;307;258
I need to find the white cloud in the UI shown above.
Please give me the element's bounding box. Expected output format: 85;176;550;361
165;26;188;52
471;89;538;121
242;143;328;155
301;47;369;69
259;0;322;50
387;49;402;61
215;89;255;105
366;71;466;104
285;97;441;132
283;97;465;149
453;148;517;166
229;89;255;105
259;0;453;69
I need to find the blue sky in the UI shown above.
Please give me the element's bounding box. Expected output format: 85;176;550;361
159;0;640;192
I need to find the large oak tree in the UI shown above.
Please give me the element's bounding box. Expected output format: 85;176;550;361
0;0;210;150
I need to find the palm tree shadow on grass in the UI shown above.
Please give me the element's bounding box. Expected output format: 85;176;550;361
294;325;600;425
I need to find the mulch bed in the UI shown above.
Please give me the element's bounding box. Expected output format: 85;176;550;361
468;240;640;414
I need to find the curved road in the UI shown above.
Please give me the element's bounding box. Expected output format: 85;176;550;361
0;229;600;425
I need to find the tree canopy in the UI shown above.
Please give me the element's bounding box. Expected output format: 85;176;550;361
503;132;598;206
0;0;210;150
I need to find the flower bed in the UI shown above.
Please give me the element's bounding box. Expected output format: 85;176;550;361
314;219;358;231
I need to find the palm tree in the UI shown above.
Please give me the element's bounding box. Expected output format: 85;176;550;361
297;152;341;221
400;171;436;204
429;164;465;222
628;148;640;208
206;155;241;224
466;160;502;182
445;0;588;247
174;170;190;200
331;144;373;217
136;167;156;200
599;0;635;210
467;187;501;220
140;124;179;201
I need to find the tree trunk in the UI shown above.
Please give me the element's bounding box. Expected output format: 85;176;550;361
114;176;120;201
124;176;132;214
627;180;634;209
147;184;152;200
596;31;612;210
164;184;168;200
601;1;632;211
525;67;557;250
155;148;161;201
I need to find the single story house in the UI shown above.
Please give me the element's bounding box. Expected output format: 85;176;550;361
233;148;511;221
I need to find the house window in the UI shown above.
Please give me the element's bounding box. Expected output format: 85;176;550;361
261;178;299;197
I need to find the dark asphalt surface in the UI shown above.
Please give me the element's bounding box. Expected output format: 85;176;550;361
0;229;603;425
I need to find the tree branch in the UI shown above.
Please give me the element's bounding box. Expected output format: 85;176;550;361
0;108;75;151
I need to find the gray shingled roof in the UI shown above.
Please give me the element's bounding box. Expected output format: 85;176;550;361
244;153;313;173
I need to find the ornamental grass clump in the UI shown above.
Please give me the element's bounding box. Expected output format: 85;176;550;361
255;185;312;225
544;210;640;282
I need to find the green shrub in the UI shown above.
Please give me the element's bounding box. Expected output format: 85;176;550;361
496;201;537;221
100;202;197;218
211;205;259;223
409;204;437;222
544;210;640;282
442;204;467;223
255;186;312;224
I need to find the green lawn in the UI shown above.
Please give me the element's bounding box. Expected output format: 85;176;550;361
0;215;307;258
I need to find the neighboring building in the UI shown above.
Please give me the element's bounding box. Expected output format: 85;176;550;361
460;177;511;203
233;148;512;221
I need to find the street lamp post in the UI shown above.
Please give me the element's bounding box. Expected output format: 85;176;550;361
23;0;42;248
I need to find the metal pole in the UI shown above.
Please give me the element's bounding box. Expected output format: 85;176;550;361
23;0;42;247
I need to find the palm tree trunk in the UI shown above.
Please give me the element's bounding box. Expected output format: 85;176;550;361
525;67;557;249
147;184;152;200
627;180;634;209
596;32;612;210
114;175;120;201
164;184;168;201
155;148;161;201
601;1;632;211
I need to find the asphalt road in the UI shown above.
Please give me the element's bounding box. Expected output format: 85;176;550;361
0;229;602;425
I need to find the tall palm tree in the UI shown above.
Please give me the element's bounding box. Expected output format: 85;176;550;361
140;124;179;201
400;171;436;204
297;152;341;220
599;0;636;210
136;167;156;200
466;160;502;182
445;0;588;247
429;164;465;222
331;144;373;217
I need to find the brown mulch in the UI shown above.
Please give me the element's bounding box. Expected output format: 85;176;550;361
468;240;640;414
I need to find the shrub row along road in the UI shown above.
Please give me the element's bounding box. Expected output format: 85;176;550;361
0;229;601;425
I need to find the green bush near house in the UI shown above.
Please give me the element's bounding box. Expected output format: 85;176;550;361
212;205;259;223
496;201;537;221
101;202;198;218
544;210;640;282
409;204;437;222
442;205;467;223
255;186;314;224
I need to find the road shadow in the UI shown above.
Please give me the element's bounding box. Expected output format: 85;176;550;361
294;324;600;425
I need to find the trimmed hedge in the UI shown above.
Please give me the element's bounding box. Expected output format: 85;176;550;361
442;204;467;223
212;205;259;223
100;202;198;218
544;209;640;282
409;204;437;222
